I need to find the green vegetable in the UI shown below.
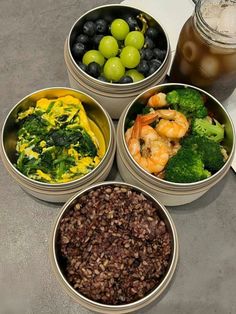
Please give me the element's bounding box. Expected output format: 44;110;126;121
15;95;102;183
166;88;208;118
165;147;211;183
48;127;97;157
181;135;225;173
17;115;48;138
192;117;224;143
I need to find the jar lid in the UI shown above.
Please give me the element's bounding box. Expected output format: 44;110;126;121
196;0;236;46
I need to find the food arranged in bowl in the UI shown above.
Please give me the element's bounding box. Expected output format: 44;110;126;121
51;182;178;312
65;5;171;119
70;7;168;83
116;83;235;205
0;87;116;202
15;95;105;183
124;86;228;183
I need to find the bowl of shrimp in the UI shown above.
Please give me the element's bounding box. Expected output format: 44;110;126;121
116;83;235;206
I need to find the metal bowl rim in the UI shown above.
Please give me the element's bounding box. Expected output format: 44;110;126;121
1;86;115;188
67;4;171;88
51;180;179;309
121;82;236;188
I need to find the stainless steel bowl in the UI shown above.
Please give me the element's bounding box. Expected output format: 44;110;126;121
49;181;179;313
116;83;235;206
0;87;116;202
64;4;171;118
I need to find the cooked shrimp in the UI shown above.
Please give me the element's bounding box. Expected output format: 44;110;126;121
140;109;189;139
125;116;171;174
147;92;167;108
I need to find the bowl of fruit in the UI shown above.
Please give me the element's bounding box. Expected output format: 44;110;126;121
64;4;171;119
116;83;235;206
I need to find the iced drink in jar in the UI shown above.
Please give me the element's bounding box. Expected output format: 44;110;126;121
169;0;236;102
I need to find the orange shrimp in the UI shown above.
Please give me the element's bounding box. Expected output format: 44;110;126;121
147;92;167;108
140;109;189;139
125;116;171;174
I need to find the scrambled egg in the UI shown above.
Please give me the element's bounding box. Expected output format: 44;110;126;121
16;95;106;184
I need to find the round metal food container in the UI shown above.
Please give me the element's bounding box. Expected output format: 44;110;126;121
0;87;116;203
64;4;171;119
49;181;178;313
116;83;235;206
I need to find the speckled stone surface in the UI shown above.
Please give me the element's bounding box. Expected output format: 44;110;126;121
0;1;236;314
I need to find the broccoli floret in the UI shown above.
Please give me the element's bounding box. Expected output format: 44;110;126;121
182;135;225;173
166;88;207;118
165;147;211;183
192;117;224;143
166;90;179;104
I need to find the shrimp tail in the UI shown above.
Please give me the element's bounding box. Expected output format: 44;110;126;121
131;115;142;139
139;112;159;125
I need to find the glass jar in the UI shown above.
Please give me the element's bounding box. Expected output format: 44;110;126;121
169;0;236;102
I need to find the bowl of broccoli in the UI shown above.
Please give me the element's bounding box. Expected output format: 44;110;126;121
116;83;235;206
0;87;116;203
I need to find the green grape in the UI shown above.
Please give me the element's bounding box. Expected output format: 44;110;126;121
98;36;119;58
124;31;145;50
120;46;140;69
111;19;130;40
126;69;144;82
103;57;125;81
82;50;105;66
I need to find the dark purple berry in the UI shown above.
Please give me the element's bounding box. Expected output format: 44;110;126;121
75;34;90;45
125;16;139;31
144;36;155;49
119;76;133;84
143;48;154;60
87;62;101;78
95;19;108;34
153;48;166;61
93;34;104;48
146;27;159;39
98;75;108;82
148;59;162;75
72;42;86;59
83;21;96;37
136;60;149;76
78;62;88;72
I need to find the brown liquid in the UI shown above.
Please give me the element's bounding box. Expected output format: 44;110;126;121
169;17;236;101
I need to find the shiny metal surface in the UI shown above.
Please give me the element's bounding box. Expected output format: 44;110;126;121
123;83;235;188
116;83;235;205
0;87;116;201
67;4;171;89
50;181;178;313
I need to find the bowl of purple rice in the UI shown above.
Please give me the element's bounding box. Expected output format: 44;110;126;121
50;181;178;313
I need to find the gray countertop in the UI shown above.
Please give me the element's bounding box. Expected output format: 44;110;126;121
0;1;236;313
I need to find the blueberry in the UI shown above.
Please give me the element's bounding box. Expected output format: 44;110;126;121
146;27;159;39
83;21;96;37
125;16;139;31
143;48;154;60
148;59;162;75
98;76;108;82
140;48;146;60
72;42;86;59
144;36;155;49
92;34;104;48
87;62;101;78
119;76;133;84
75;34;90;45
78;61;88;72
95;19;108;34
136;60;149;76
153;48;166;61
